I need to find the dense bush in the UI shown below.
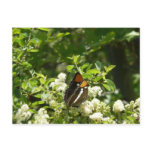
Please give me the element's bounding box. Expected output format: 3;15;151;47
12;28;140;124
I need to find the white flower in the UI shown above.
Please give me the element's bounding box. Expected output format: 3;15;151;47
89;112;103;122
50;78;67;92
21;104;29;111
88;86;103;98
79;101;94;116
33;108;49;124
113;100;125;113
57;73;66;82
135;98;140;107
56;82;67;92
49;100;56;107
15;104;32;124
91;98;100;109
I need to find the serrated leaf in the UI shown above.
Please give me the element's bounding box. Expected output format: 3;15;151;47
81;63;89;70
37;28;49;32
31;101;45;107
22;62;32;68
66;65;74;72
40;78;45;84
34;94;41;98
43;106;50;110
28;109;37;114
73;55;80;64
103;83;111;91
104;65;116;73
94;76;102;82
86;69;101;74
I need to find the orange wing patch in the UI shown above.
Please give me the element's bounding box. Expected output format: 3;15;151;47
80;80;87;88
74;73;83;82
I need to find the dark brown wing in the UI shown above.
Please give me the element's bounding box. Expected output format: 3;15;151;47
64;72;88;107
64;72;83;104
71;87;88;107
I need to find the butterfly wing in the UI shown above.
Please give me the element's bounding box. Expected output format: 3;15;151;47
64;72;83;105
70;86;88;107
64;72;88;107
71;80;88;106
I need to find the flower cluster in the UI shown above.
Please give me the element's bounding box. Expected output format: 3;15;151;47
29;108;49;124
13;72;140;124
88;86;103;98
89;112;103;122
15;104;32;124
113;100;125;113
78;98;111;123
50;73;67;92
79;100;94;116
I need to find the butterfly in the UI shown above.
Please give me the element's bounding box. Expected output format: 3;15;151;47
64;72;88;107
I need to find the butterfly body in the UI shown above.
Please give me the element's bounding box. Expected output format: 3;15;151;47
64;72;88;107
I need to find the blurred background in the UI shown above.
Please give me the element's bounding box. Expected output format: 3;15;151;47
13;28;140;101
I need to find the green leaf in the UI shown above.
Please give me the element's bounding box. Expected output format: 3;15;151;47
66;65;74;72
31;101;45;107
102;83;111;91
40;78;45;84
45;78;55;86
81;63;89;70
36;73;45;78
27;49;39;52
28;79;38;87
86;69;101;74
124;31;139;42
106;79;116;91
65;32;70;36
22;62;32;68
95;61;101;70
56;33;64;38
83;73;92;79
67;56;73;60
56;32;70;38
28;109;37;114
13;72;16;77
104;65;116;73
34;94;41;98
37;28;49;32
13;28;21;34
73;55;80;64
94;76;102;82
17;52;23;60
21;81;27;89
31;87;41;94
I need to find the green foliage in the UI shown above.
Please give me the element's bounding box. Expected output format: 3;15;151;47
12;28;140;124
